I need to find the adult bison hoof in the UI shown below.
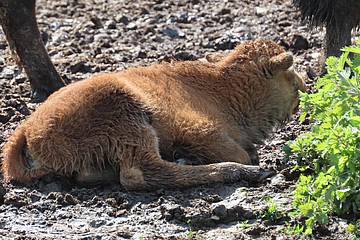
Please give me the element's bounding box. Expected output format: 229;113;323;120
31;88;50;103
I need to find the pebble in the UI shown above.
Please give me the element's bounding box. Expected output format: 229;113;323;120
2;68;14;80
0;108;15;123
116;15;129;25
217;8;231;15
270;174;286;186
291;34;310;50
255;7;268;16
14;76;26;84
162;27;185;38
89;219;107;228
126;22;137;30
105;20;117;30
69;61;92;74
212;204;227;218
64;194;78;205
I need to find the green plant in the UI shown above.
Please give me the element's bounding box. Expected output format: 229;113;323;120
348;219;360;237
283;223;305;236
288;40;360;235
263;198;283;222
186;219;196;239
238;220;252;229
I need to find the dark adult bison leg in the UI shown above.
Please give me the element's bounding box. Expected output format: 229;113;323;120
324;21;352;58
0;0;66;102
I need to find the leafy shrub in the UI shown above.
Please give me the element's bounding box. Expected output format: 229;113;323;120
289;41;360;235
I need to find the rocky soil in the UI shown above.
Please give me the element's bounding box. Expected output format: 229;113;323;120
0;0;357;239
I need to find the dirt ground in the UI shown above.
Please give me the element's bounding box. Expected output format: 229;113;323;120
0;0;357;239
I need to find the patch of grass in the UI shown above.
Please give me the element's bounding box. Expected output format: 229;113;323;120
262;198;283;223
186;219;197;239
283;223;305;237
287;40;360;235
238;220;252;229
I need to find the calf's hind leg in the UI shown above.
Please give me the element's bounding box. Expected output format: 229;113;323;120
117;124;271;191
75;165;118;185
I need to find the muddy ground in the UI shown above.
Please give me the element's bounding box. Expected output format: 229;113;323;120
0;0;357;239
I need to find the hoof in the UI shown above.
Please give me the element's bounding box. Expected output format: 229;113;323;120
31;88;49;103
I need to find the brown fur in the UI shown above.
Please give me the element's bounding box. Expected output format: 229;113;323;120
1;40;306;190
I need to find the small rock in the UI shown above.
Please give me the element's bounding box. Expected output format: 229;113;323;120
161;203;184;221
46;192;58;200
210;215;220;221
152;36;164;43
255;7;268;16
177;12;191;23
272;139;285;145
64;194;78;205
15;76;26;84
126;22;137;30
4;195;28;208
220;16;233;24
89;219;107;228
0;108;15;124
93;33;110;42
137;50;147;59
291;34;309;50
270;173;286;186
29;190;41;203
246;225;267;236
0;43;7;50
144;26;156;34
115;227;134;238
69;61;92;74
9;113;22;122
105;198;117;207
280;168;301;181
210;198;256;223
214;33;243;50
2;68;14;80
306;66;318;80
217;8;231;15
109;209;127;217
310;52;321;60
212;204;227;218
90;16;103;28
140;7;150;15
116;15;129;25
105;20;117;30
185;211;215;228
173;51;198;61
17;104;31;116
56;194;65;205
202;194;222;203
5;99;20;107
278;20;292;27
162;27;185;38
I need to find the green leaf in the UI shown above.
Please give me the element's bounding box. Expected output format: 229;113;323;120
342;46;360;54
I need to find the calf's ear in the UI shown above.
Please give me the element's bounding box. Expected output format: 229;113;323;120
269;52;293;75
205;53;226;63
